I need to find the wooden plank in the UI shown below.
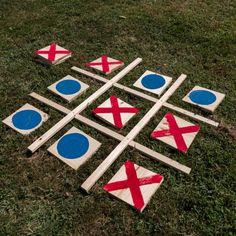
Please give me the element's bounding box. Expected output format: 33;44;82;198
81;74;187;192
72;67;219;127
30;92;191;174
162;102;218;127
27;58;142;153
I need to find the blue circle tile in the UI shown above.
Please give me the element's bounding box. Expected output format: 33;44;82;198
57;133;89;159
12;109;42;130
56;79;81;95
141;74;166;90
189;89;217;105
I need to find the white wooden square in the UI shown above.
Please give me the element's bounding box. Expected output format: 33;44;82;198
34;43;72;65
48;75;89;102
92;96;139;129
133;70;172;96
47;127;101;170
2;104;49;135
182;86;225;112
85;56;124;74
103;160;164;212
151;112;200;153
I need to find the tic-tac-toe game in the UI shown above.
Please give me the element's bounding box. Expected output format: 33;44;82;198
1;2;234;235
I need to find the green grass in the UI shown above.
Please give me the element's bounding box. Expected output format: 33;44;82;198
0;0;236;235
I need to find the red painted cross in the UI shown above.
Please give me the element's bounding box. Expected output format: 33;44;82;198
34;43;71;62
103;161;163;210
86;56;123;73
93;96;139;129
151;112;200;153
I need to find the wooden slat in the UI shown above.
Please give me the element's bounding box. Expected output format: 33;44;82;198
27;58;142;153
72;67;219;127
81;74;187;192
30;92;191;174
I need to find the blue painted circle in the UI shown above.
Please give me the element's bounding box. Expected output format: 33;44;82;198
189;90;216;105
56;79;81;95
141;74;166;90
57;133;89;159
12;109;42;130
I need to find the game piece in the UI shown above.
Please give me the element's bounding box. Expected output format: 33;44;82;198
182;86;225;112
48;75;89;102
86;56;124;74
133;70;172;96
34;43;71;65
3;104;49;135
48;127;101;170
103;160;164;212
92;96;139;129
151;112;200;153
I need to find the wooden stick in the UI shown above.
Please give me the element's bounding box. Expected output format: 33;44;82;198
30;92;191;174
28;58;142;153
72;67;219;127
81;74;187;192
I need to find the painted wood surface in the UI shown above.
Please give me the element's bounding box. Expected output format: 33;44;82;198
3;103;49;135
28;58;142;153
71;67;219;127
92;96;139;129
182;86;225;112
81;74;187;192
48;127;101;170
34;43;71;65
30;92;191;174
133;70;172;96
151;112;200;153
86;56;124;74
103;160;164;212
48;75;89;102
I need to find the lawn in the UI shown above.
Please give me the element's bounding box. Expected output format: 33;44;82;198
0;0;236;235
